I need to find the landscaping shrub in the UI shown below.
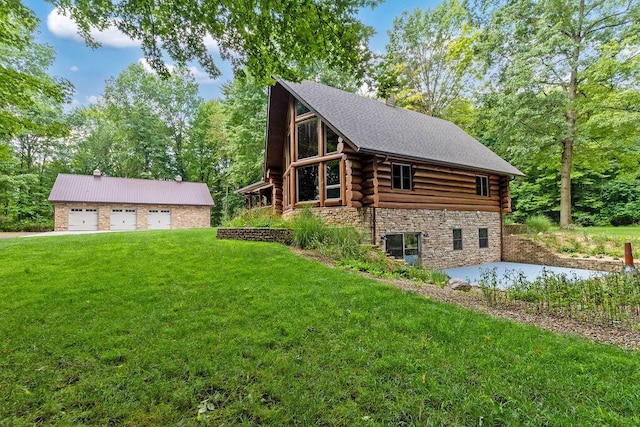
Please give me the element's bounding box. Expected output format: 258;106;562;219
222;208;289;228
525;214;553;233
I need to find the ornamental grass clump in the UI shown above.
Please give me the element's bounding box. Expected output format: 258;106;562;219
525;214;553;233
479;267;640;326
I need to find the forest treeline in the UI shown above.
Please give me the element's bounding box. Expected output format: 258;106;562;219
1;0;639;230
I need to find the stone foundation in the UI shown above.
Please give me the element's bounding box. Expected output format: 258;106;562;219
53;202;210;231
371;208;502;270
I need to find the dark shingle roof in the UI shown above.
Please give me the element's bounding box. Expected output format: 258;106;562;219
278;79;523;176
48;174;214;206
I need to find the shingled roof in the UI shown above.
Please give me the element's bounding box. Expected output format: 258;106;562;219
277;79;523;177
48;174;214;206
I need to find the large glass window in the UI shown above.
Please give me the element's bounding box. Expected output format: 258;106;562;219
476;176;489;196
325;160;341;200
297;119;318;159
392;163;412;190
453;229;463;250
479;228;489;248
296;165;319;202
324;124;339;154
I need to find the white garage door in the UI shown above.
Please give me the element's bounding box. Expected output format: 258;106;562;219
68;208;99;231
147;209;171;230
110;209;137;231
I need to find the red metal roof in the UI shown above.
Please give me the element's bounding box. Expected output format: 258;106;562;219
48;174;214;206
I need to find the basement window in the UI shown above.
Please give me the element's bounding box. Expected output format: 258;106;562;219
453;229;463;251
392;163;412;190
479;228;489;248
476;176;489;196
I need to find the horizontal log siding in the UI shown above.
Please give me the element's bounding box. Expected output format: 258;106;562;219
373;159;505;212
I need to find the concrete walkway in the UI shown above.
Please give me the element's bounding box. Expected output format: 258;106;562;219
444;262;607;290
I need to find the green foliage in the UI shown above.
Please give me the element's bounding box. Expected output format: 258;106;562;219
381;0;478;117
223;209;289;228
4;230;640;425
0;0;71;138
525;215;553;234
52;0;378;85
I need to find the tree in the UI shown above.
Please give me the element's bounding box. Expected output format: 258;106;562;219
0;0;70;138
98;63;202;179
477;0;640;227
379;0;479;117
51;0;378;84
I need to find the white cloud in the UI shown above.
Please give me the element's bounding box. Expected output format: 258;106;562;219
138;58;217;85
47;7;140;48
203;34;219;52
86;95;103;105
70;65;79;72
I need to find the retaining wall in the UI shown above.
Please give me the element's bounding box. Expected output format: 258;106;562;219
502;234;623;272
216;228;293;245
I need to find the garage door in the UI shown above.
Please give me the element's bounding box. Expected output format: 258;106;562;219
147;209;171;230
110;209;137;231
68;208;99;231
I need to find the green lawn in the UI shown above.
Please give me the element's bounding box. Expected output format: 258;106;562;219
1;230;639;426
577;225;640;238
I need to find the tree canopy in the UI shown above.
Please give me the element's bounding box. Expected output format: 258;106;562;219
50;0;379;84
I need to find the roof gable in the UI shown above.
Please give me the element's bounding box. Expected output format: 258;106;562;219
48;174;214;206
276;79;523;177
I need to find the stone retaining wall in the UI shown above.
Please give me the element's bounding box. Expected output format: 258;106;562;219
216;228;293;245
502;234;622;272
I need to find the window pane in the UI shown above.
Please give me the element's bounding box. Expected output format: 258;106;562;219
324;125;339;153
402;165;411;190
476;176;489;196
453;229;463;250
385;234;403;259
326;187;341;199
479;228;489;248
392;164;402;189
296;165;319;202
326;160;340;186
297;119;318;159
392;163;411;190
295;99;310;116
404;233;420;256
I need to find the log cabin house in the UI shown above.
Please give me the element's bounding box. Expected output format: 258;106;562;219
238;79;524;269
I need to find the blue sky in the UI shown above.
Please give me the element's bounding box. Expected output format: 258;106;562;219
30;0;440;108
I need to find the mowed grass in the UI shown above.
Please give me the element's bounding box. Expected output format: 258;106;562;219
1;230;639;426
579;225;640;239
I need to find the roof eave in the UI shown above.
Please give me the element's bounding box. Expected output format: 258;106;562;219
357;147;525;178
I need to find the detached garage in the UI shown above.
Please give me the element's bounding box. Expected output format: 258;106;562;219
48;172;214;232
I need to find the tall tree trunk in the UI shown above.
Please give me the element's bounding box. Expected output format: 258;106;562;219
560;0;585;228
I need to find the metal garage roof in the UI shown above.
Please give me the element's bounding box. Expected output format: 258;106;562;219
48;174;214;206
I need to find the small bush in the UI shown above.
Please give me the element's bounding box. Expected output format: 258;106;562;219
223;209;289;228
525;215;553;233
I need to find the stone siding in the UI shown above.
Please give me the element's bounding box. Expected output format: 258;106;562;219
282;206;368;229
216;228;293;244
372;208;502;270
502;234;622;272
53;202;210;231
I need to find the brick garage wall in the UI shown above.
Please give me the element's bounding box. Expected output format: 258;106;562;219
502;234;622;272
372;208;502;270
52;202;210;231
171;205;211;228
216;228;293;244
